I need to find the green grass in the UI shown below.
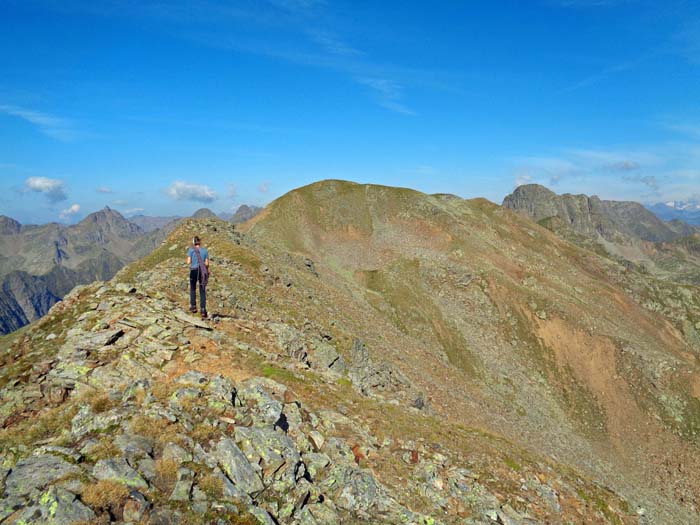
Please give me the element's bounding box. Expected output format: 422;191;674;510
260;364;298;382
503;456;522;472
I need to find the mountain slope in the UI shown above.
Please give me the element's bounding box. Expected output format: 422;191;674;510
245;180;700;521
0;208;163;335
0;180;698;523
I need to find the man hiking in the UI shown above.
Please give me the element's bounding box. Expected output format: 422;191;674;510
187;236;209;319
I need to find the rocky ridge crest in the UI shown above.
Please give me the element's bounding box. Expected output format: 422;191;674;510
0;215;641;524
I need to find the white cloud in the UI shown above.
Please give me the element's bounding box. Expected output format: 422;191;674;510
24;176;67;202
59;203;80;219
0;104;77;141
513;156;581;186
123;207;145;216
165;181;217;202
96;186;113;193
513;148;661;189
512;140;700;203
257;182;270;193
515;172;533;187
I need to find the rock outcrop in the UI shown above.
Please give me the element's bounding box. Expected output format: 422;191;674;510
503;183;700;284
503;184;690;243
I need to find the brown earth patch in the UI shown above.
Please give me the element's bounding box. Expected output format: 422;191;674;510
534;316;642;443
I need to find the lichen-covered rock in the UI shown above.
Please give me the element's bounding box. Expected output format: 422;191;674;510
175;370;209;387
296;503;341;525
71;405;122;438
162;442;192;464
321;437;355;465
169;467;194;501
212;467;253;504
93;457;148;489
0;496;25;522
213;438;264;495
348;339;411;397
206;374;235;403
309;339;347;373
302;452;331;481
234;426;304;492
4;454;80;497
14;486;95;525
248;505;276;525
114;433;154;461
234;380;284;426
32;446;81;463
320;464;431;523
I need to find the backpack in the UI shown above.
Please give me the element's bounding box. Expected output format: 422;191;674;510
193;247;209;288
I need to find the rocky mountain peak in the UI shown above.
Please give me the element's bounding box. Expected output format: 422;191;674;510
503;183;685;244
76;207;143;240
0;215;21;235
231;204;263;224
192;208;218;219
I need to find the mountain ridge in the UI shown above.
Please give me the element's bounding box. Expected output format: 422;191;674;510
1;180;699;523
503;183;700;284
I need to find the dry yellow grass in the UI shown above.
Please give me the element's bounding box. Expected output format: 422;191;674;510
84;440;121;462
89;393;117;414
197;472;224;500
154;458;179;493
82;479;130;512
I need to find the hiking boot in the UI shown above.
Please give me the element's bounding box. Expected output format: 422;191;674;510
189;306;197;313
200;310;208;319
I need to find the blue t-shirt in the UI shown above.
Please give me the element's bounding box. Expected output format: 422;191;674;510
188;246;209;269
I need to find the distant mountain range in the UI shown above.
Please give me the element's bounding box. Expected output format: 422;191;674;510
0;207;163;334
129;204;263;229
128;214;180;232
647;199;700;225
0;203;264;335
503;184;700;283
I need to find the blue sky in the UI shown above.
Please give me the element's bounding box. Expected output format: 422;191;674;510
1;0;699;224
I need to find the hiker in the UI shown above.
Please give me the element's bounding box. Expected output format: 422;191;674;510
187;236;210;319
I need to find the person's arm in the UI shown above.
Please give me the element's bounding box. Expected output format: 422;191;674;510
186;248;192;268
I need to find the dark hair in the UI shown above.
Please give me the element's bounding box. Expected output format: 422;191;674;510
193;236;201;246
